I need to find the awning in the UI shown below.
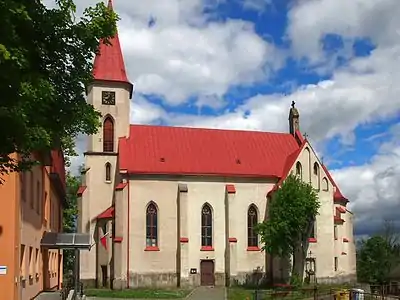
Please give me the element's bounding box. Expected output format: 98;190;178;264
41;232;91;250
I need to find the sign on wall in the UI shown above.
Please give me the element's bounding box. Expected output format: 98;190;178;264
190;268;197;274
0;266;7;275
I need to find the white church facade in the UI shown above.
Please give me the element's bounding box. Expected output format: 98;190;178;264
77;0;356;289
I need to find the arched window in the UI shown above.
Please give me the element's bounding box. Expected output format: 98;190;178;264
313;162;320;190
322;177;329;191
105;163;111;181
146;202;158;247
103;117;114;152
201;204;213;247
296;162;302;179
248;205;258;247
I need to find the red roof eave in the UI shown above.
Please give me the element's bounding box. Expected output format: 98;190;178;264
97;206;115;219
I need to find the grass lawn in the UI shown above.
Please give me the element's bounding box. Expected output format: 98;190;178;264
85;288;192;299
227;287;254;300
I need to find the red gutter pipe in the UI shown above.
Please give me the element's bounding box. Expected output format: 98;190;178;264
126;180;130;288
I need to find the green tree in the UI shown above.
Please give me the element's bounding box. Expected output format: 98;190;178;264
0;0;118;177
256;174;320;280
357;236;394;285
63;172;80;276
357;220;400;285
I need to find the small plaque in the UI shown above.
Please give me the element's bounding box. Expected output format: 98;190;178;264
190;268;197;274
0;266;7;275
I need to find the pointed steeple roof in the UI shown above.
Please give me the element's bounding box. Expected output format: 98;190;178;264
92;0;133;97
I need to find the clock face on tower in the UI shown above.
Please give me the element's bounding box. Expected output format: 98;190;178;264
102;91;116;105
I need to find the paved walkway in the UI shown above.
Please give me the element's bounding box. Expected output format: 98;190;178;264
186;286;226;300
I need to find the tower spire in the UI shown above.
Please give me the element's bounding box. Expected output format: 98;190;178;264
91;0;133;98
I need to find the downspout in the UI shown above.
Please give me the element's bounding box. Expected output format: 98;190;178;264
126;179;130;289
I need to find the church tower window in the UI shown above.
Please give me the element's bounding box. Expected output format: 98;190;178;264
146;202;158;247
201;204;213;247
247;205;258;247
322;177;329;191
105;163;111;182
103;117;114;152
313;162;320;190
296;161;302;180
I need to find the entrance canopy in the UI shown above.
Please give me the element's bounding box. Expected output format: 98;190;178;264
41;232;91;250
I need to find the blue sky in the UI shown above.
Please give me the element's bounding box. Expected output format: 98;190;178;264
62;0;400;235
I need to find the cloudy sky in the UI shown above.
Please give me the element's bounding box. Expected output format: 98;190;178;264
46;0;400;236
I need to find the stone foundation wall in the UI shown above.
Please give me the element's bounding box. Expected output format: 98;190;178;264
230;272;267;287
128;272;178;288
317;274;357;285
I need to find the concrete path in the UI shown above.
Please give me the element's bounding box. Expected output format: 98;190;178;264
186;286;226;300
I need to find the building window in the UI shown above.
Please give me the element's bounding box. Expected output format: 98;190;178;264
103;117;114;152
20;245;26;279
313;162;320;190
36;181;40;214
201;204;213;247
296;162;302;179
334;225;338;240
146;202;158;247
29;247;33;278
310;223;315;238
322;177;329;191
20;172;26;202
105;163;111;182
247;205;258;247
334;257;338;271
30;171;34;209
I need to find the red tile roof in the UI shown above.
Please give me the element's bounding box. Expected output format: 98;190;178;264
92;0;133;96
119;125;300;178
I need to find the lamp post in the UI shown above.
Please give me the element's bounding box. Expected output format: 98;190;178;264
305;251;317;300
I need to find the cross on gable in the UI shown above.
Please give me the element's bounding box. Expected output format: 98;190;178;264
291;100;296;108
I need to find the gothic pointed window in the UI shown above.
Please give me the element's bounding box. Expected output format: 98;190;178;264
146;202;158;247
201;204;212;247
296;162;302;180
105;163;111;182
313;162;320;190
248;205;258;247
103;117;114;152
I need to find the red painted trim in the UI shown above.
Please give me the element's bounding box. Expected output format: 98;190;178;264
77;186;87;197
343;238;349;243
113;237;123;243
228;237;237;243
115;182;128;191
336;206;346;214
180;237;189;243
247;246;261;251
145;246;160;251
308;238;317;243
200;246;214;251
126;181;130;289
226;184;236;194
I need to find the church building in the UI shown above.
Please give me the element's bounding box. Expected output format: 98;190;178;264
77;0;356;289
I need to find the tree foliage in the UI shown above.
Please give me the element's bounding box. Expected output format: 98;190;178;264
63;172;80;275
357;221;400;285
0;0;118;177
256;173;320;276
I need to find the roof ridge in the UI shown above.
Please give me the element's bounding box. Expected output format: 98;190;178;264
128;124;295;136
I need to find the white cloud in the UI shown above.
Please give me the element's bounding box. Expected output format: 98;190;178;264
332;124;400;235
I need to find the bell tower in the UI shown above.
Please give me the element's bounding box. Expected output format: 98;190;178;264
86;0;133;153
289;100;300;136
79;0;133;284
